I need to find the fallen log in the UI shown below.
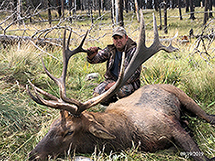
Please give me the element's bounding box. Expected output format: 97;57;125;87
0;34;63;47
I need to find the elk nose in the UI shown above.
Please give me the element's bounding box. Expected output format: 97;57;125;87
28;151;46;161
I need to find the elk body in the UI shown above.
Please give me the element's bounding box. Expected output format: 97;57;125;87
27;14;215;161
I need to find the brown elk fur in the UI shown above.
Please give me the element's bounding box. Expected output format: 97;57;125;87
29;84;215;161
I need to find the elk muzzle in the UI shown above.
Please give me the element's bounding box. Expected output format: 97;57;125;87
28;128;70;161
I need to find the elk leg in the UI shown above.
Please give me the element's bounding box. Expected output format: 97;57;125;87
159;84;215;125
172;123;210;161
180;99;215;125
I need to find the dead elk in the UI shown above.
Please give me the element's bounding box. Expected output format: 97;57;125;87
27;14;215;161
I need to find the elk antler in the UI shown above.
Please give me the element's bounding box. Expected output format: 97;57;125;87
122;12;178;85
82;12;179;105
27;29;126;115
27;12;178;116
78;13;178;112
42;30;90;107
26;80;78;114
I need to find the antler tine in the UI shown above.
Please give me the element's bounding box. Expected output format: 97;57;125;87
150;13;178;53
27;79;59;101
61;29;89;81
27;80;78;114
121;12;178;85
153;13;160;43
39;55;82;107
77;52;126;114
64;29;89;62
26;84;46;106
34;90;78;114
60;30;90;106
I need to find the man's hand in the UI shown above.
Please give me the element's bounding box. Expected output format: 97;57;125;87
105;82;116;91
87;47;99;59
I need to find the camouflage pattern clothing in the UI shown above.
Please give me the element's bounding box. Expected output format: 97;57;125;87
87;37;141;105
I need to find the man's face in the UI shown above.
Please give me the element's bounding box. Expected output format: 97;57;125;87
112;34;128;51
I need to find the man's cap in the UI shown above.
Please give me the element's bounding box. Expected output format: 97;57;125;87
112;26;127;37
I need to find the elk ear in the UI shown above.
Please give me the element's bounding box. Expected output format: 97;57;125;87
89;122;116;139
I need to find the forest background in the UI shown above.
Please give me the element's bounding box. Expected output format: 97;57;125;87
0;0;215;160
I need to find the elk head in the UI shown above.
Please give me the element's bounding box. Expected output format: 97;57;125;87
27;12;178;160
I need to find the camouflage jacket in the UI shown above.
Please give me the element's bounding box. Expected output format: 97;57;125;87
87;37;141;90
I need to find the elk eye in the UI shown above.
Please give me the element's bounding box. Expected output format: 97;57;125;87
65;131;73;137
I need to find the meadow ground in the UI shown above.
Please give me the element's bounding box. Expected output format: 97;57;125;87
0;7;215;160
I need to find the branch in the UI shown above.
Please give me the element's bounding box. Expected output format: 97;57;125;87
0;34;63;47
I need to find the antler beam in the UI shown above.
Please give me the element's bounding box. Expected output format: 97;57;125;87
122;12;178;85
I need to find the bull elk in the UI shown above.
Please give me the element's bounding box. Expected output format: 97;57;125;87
27;13;215;161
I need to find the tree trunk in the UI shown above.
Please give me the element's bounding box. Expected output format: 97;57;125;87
111;0;115;24
100;0;103;11
61;0;64;18
185;0;189;12
89;0;93;24
119;0;124;26
189;0;196;20
154;0;160;11
87;0;90;14
203;0;208;24
166;0;170;8
17;0;22;25
115;0;119;24
142;0;146;9
115;0;123;26
48;0;52;25
172;0;177;9
98;0;101;16
164;0;168;34
93;0;95;11
135;0;140;22
209;0;213;18
194;0;201;7
147;0;153;9
124;0;128;13
139;0;144;9
178;0;183;20
73;0;77;15
56;0;62;17
159;1;162;30
80;0;84;10
68;0;72;23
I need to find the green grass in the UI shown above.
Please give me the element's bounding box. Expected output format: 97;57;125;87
0;7;215;160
